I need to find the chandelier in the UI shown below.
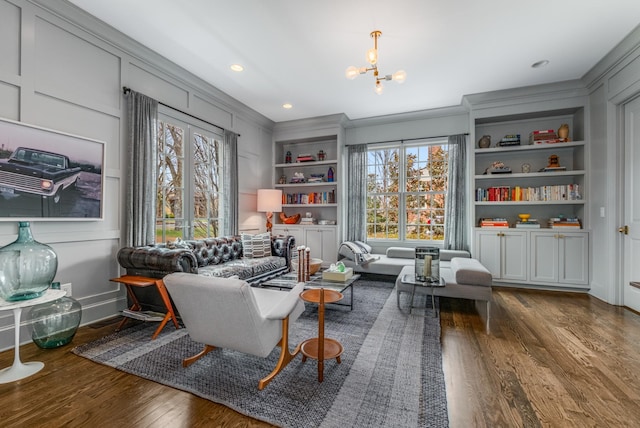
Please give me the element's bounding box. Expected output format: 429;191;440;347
345;30;406;95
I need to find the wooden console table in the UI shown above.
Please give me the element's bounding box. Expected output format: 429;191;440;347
110;275;180;340
299;288;343;382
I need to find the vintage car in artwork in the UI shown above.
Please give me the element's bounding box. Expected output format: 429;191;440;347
0;146;82;204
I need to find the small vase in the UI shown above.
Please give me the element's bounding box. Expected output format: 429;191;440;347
478;135;491;149
0;221;57;301
30;282;82;349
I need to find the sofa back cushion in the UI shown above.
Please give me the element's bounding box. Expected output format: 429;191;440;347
241;232;273;258
190;236;243;267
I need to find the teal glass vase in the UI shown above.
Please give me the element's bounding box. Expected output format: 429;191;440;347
30;282;82;349
0;221;57;301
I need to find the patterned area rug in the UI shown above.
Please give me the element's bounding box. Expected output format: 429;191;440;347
73;279;448;427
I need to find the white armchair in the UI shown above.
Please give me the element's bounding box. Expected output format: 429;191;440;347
163;272;305;389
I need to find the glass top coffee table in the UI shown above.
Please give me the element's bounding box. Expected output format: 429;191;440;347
260;271;360;310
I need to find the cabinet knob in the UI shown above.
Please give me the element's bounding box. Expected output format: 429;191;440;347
618;225;629;235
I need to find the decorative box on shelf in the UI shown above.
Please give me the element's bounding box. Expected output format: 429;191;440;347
322;267;353;282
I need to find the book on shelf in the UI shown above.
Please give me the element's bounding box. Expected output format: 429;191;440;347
548;217;582;229
539;166;567;172
296;155;316;162
479;218;509;227
515;220;541;229
529;129;558;144
498;134;521;146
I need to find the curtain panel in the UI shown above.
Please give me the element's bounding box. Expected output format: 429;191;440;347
223;130;239;235
346;144;367;241
125;90;158;247
443;134;468;251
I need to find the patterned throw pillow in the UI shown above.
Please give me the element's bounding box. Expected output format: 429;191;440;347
241;232;272;258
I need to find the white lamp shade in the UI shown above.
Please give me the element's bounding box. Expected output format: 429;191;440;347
257;189;282;213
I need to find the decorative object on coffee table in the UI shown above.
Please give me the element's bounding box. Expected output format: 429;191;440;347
0;221;57;302
414;247;440;284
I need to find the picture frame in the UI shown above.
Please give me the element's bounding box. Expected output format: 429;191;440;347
0;117;105;221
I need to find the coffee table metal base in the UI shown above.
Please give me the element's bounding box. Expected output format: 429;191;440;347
400;274;446;317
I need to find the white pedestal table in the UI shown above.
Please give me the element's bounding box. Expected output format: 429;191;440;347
0;288;66;383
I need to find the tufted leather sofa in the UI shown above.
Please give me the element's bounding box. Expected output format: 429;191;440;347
116;235;295;313
117;235;295;283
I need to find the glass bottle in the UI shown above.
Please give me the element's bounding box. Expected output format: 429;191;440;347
0;221;57;301
30;282;82;349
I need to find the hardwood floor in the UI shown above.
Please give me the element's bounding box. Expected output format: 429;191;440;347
1;288;639;427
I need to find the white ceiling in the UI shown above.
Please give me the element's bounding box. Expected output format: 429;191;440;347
67;0;640;123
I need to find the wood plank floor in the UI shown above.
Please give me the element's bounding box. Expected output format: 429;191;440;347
1;287;639;427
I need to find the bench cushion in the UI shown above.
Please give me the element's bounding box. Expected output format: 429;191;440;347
451;257;492;287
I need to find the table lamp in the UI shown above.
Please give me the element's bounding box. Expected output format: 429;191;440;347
257;189;282;233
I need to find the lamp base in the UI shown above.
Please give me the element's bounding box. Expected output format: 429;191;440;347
265;212;273;233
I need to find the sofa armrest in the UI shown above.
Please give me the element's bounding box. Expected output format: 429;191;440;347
117;246;198;279
450;257;492;286
271;235;295;267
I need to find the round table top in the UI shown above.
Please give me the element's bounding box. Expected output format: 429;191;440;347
300;288;343;304
0;288;66;311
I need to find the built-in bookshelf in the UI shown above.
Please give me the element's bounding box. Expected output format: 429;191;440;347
471;106;589;289
272;132;342;265
473;108;587;229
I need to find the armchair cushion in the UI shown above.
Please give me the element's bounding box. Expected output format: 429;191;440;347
163;273;304;357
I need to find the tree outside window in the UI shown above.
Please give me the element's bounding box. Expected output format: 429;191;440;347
155;117;223;242
366;140;448;242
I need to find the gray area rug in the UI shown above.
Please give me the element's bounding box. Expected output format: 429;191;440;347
73;279;448;427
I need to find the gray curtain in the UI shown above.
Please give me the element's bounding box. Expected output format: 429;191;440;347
346;144;367;241
443;134;468;251
222;130;239;235
125;90;158;246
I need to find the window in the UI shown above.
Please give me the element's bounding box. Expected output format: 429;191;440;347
366;139;449;242
156;110;224;242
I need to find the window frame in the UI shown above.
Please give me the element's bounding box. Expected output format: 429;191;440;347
156;107;225;242
366;138;449;244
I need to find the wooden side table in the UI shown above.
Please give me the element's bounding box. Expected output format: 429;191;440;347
110;275;180;340
299;288;343;382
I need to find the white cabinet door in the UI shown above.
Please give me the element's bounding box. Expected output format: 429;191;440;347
559;232;589;285
475;230;527;281
531;231;589;286
474;230;502;279
272;225;304;248
530;232;560;283
304;226;337;266
501;231;528;281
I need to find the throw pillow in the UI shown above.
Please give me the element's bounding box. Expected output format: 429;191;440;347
241;232;272;258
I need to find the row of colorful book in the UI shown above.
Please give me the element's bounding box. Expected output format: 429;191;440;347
479;217;581;229
284;190;336;205
476;184;581;202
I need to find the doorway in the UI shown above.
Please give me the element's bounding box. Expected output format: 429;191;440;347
623;95;640;312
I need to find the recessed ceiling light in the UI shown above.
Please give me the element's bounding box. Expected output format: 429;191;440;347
282;103;293;109
531;60;550;69
230;64;244;72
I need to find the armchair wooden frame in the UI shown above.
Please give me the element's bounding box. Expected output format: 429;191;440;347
182;316;301;390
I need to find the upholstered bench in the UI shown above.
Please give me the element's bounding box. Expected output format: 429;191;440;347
395;257;493;330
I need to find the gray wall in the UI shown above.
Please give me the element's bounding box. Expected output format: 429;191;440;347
0;0;273;351
0;0;639;352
